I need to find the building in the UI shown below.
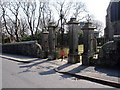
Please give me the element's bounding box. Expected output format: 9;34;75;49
104;0;120;41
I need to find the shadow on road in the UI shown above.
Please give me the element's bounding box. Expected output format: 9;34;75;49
18;59;57;76
39;69;55;75
18;67;36;74
95;66;120;78
39;62;72;76
19;59;48;68
68;65;88;73
57;63;72;70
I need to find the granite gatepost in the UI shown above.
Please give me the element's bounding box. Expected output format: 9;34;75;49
48;22;56;60
67;18;80;63
82;22;96;66
42;28;49;58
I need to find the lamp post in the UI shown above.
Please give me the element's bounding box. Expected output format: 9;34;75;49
67;18;80;63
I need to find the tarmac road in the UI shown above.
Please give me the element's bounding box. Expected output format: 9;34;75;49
2;54;114;88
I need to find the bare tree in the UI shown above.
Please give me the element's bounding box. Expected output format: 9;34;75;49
20;0;53;36
73;2;87;21
0;2;15;42
20;1;36;39
7;2;20;42
93;20;104;37
19;18;29;38
52;0;88;28
84;14;95;22
52;0;73;20
85;14;104;37
1;0;89;43
0;1;21;42
40;1;53;30
35;1;43;34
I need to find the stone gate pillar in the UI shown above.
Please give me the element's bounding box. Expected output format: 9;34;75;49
67;18;80;63
48;22;56;60
81;22;96;66
42;28;49;58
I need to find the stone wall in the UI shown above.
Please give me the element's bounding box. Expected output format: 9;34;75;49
97;40;120;67
2;41;42;58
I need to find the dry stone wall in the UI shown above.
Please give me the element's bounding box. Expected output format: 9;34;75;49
2;41;42;58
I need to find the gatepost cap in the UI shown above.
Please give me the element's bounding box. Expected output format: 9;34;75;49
67;18;79;24
48;22;56;27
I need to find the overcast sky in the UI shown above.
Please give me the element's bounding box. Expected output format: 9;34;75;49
82;0;111;28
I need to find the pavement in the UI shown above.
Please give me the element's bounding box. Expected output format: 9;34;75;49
54;62;120;88
0;54;39;63
1;54;120;88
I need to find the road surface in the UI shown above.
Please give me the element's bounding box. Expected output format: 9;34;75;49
2;57;114;88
